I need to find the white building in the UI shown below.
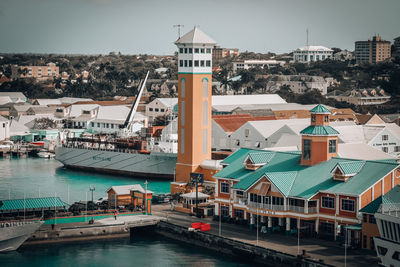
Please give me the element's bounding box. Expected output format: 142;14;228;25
232;60;285;73
265;75;330;95
0;116;10;141
293;45;333;63
145;98;178;121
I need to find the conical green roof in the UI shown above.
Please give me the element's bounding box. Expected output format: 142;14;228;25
310;104;331;114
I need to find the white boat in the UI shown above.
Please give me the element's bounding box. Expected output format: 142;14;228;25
374;203;400;266
0;220;43;252
37;149;55;159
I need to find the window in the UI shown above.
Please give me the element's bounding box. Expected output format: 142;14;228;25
303;139;311;160
329;140;337;153
235;140;240;146
206;60;211;67
236;190;244;196
324;115;329;122
181;78;185;97
200;60;205;67
188;48;192;53
155;108;159;112
194;48;199;53
91;122;94;127
203;79;208;97
221;206;229;216
180;129;184;154
363;235;367;249
184;48;188;54
382;135;388;141
179;60;183;67
111;124;114;129
363;213;367;223
244;129;250;137
220;182;229;194
200;48;205;53
203;101;208;125
369;215;376;224
203;129;207;154
181;101;185;126
188;60;192;67
97;123;100;127
160;108;165;112
311;115;316;123
206;48;211;53
184;60;187;67
194;60;199;67
341;199;355;212
395;146;400;152
382;147;388;153
234;209;243;219
322;196;335;209
149;108;153;111
106;123;109;128
377;246;388;256
179;48;183;53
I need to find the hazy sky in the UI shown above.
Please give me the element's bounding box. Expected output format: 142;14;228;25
1;0;399;55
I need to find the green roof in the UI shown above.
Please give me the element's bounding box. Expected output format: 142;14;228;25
300;125;339;135
0;197;68;211
247;152;275;165
216;148;400;200
310;104;331;114
360;185;400;214
332;161;365;176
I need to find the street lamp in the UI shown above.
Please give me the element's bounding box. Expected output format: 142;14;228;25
89;185;95;203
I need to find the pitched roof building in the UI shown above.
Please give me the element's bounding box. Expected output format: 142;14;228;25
213;104;400;244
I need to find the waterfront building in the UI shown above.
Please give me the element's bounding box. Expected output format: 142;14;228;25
0;92;28;103
106;184;153;214
359;185;400;251
327;88;391;106
355;35;391;64
232;60;285;73
213;104;400;241
31;99;62;106
174;27;216;184
0;115;10;141
212;46;239;59
293;45;333;63
11;63;59;81
394;36;400;54
145;98;178;122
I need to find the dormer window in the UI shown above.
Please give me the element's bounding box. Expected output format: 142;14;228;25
331;161;365;181
243;152;274;170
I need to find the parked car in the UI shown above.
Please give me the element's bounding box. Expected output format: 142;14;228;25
94;197;107;205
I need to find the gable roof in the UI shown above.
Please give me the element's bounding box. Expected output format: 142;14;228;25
360;185;400;214
212;114;275;133
0;197;68;211
106;184;153;195
246;151;275;165
216;148;399;200
300;125;340;135
174;27;216;45
331;161;365;176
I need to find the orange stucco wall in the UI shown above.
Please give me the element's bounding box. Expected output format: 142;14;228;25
361;188;373;209
311;114;330;126
374;180;383;199
362;214;380;250
217;179;232;199
301;136;338;166
176;73;212;183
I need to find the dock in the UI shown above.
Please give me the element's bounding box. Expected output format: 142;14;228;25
0;144;42;158
24;215;162;246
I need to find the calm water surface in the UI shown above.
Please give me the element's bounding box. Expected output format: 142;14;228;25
0;158;249;266
0;157;170;203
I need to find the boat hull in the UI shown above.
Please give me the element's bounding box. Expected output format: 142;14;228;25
0;221;43;252
55;146;177;179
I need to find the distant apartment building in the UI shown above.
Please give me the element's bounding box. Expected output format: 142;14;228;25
212;46;239;59
394;36;400;54
293;45;333;63
232;60;285;73
355;35;391;64
265;75;330;95
11;63;59;81
328;88;391;106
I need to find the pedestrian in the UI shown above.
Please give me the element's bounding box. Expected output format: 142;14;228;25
114;210;117;220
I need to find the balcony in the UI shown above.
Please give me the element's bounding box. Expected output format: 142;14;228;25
308;207;318;214
288;205;305;213
234;196;247;205
248;202;284;211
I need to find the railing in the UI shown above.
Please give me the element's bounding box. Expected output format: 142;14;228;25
234;196;247;205
248;202;284;211
288;206;304;213
271;204;285;211
308;207;318;214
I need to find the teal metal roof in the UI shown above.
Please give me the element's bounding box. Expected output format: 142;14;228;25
0;197;68;211
247;152;275;165
216;148;400;200
360;185;400;214
331;161;365;176
310;104;331;114
300;125;339;135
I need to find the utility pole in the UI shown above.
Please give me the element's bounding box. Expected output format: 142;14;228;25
195;174;199;218
144;180;148;215
173;24;184;39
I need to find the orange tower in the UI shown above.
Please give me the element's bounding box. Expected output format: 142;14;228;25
300;104;339;166
174;27;216;183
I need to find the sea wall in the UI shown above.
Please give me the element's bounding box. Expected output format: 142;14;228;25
153;221;333;267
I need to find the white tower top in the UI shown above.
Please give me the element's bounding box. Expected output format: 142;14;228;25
175;27;216;74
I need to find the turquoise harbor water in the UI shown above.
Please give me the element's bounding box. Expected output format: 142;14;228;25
0;158;249;266
0;157;170;203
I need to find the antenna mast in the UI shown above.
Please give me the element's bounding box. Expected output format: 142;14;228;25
306;28;309;46
173;24;184;39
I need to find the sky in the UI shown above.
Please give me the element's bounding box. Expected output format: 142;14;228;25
0;0;399;55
